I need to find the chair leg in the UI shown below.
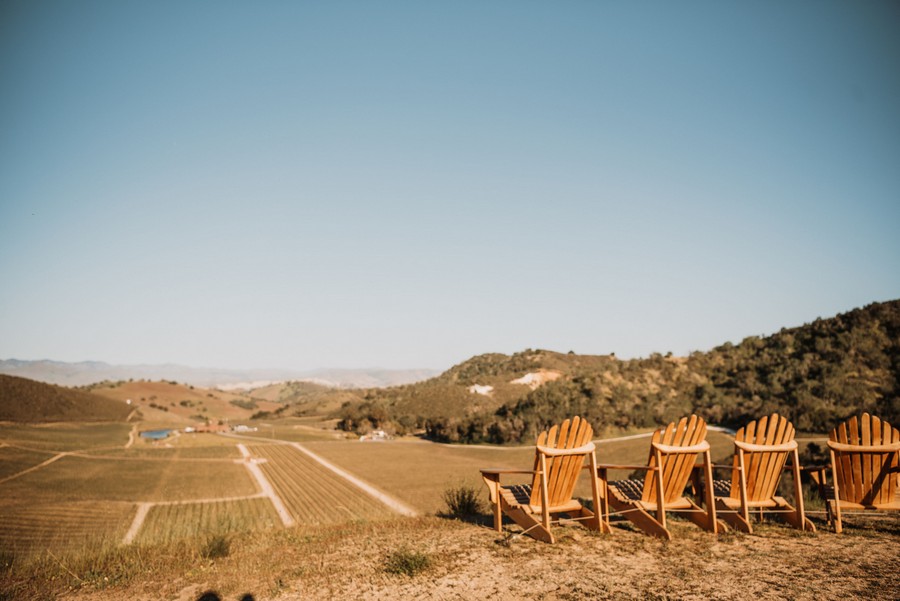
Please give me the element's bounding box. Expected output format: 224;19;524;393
829;500;843;534
481;474;503;532
609;496;671;540
702;450;719;534
597;468;611;533
588;454;611;533
789;450;814;532
829;449;843;534
682;498;727;533
772;497;816;532
715;499;752;533
503;504;555;543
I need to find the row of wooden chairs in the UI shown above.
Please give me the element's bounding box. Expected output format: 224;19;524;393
480;413;900;542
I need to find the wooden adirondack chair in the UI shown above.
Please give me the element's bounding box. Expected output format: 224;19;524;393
822;413;900;533
711;413;815;533
480;416;607;543
596;414;720;540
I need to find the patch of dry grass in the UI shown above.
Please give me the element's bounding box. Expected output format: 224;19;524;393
3;514;897;601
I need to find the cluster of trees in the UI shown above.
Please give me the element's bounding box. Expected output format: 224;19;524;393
336;301;900;443
689;299;899;431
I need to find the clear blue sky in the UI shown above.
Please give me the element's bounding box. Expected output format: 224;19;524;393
1;1;898;371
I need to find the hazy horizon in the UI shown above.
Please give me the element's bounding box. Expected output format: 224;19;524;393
1;298;893;373
2;2;899;371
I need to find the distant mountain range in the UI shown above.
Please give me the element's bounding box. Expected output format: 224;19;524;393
0;359;438;389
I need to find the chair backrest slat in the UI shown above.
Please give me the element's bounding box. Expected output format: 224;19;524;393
829;413;900;506
547;418;573;506
556;418;593;506
729;413;794;502
529;416;594;507
861;414;873;504
642;415;708;504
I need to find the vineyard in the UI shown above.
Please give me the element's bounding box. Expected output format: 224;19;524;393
249;444;396;524
0;446;56;481
0;501;135;554
136;498;281;544
1;454;257;504
0;422;725;559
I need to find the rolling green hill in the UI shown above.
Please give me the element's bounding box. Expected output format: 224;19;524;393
0;374;133;423
335;300;900;443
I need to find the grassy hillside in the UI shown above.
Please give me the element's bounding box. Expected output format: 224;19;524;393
0;374;132;423
336;300;900;443
248;380;360;417
85;380;284;425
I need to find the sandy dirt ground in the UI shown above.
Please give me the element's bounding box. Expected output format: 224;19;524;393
56;514;900;601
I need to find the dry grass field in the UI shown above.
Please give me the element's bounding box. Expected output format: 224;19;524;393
249;443;395;524
5;515;897;601
2;421;898;600
136;498;281;545
0;501;135;555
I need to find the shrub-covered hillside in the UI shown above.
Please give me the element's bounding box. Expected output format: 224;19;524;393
336;300;900;443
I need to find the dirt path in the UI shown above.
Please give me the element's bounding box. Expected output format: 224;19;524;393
289;442;418;517
122;503;152;544
124;424;137;449
0;451;69;484
120;443;285;544
221;432;418;517
236;444;295;527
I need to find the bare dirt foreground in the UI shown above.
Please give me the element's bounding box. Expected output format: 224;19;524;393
50;515;899;601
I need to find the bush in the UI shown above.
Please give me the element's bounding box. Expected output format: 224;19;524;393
383;548;431;577
200;534;230;559
442;484;484;517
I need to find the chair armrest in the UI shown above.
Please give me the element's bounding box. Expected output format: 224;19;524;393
703;463;740;471
480;468;537;504
480;468;535;476
595;464;657;471
800;465;829;495
800;464;828;473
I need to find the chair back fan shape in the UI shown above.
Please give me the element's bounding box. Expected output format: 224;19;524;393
731;413;793;502
529;417;594;509
596;414;721;540
817;413;900;533
711;413;814;533
829;413;900;507
641;414;708;506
